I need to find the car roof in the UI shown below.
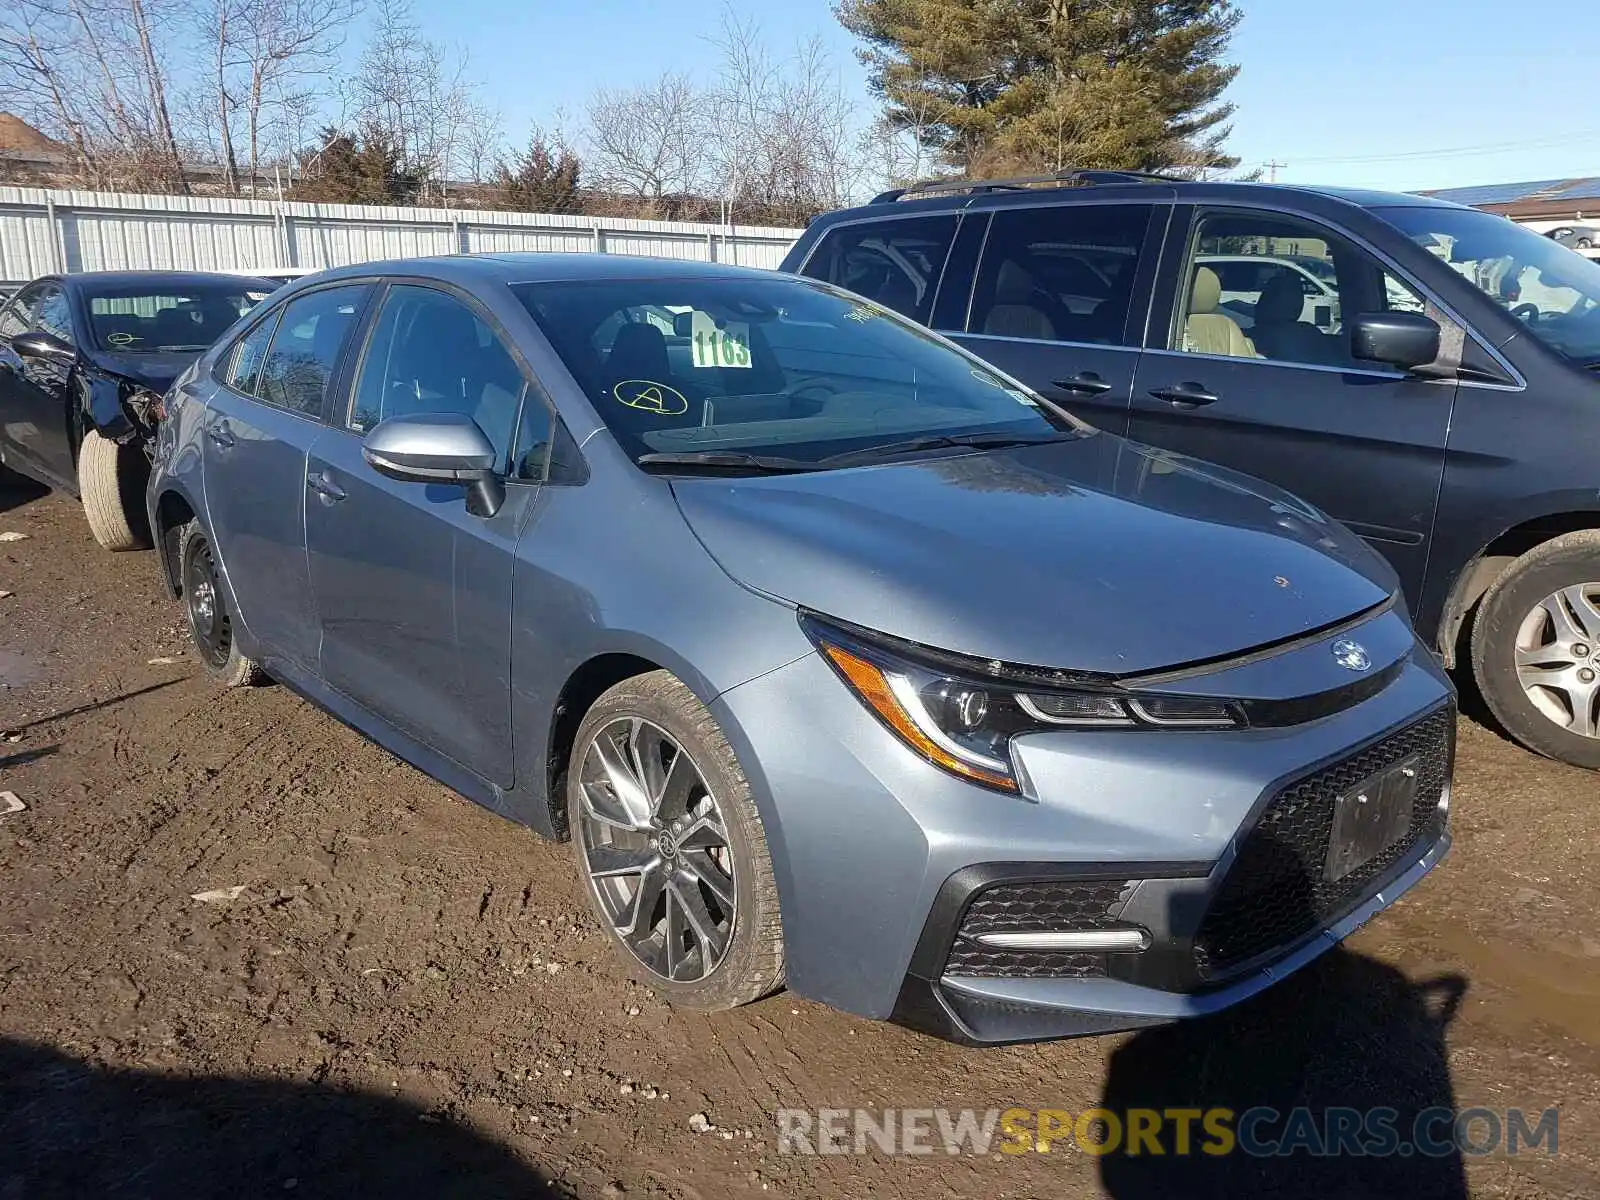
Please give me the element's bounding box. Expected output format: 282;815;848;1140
61;270;279;291
812;177;1472;225
301;252;777;289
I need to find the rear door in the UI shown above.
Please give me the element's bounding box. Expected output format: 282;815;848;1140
948;201;1167;435
202;283;371;671
1129;205;1455;596
305;282;538;786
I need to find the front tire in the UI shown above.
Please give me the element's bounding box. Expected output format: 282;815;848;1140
77;429;150;551
1471;531;1600;768
567;671;785;1010
178;521;264;688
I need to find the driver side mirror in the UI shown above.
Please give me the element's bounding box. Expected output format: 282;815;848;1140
1349;311;1441;372
362;413;505;517
11;329;75;363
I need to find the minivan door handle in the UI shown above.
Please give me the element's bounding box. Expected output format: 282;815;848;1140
206;420;236;449
306;470;347;503
1051;372;1114;396
1148;382;1219;409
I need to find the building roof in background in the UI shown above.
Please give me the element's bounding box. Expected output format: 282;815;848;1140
1419;176;1600;219
0;114;64;154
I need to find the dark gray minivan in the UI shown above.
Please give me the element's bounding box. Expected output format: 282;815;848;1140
784;173;1600;769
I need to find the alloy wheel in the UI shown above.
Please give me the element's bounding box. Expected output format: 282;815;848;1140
575;717;737;982
183;536;233;669
1514;583;1600;739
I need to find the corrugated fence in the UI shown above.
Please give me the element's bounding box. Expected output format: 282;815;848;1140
0;187;804;289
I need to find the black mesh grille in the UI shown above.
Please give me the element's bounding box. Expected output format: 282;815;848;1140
1193;708;1452;980
944;879;1134;978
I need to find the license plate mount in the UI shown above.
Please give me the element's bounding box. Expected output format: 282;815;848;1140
1324;756;1420;883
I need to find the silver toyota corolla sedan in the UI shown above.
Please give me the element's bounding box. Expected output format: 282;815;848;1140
147;253;1455;1044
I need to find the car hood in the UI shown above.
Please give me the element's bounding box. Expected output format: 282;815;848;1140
86;349;197;394
670;432;1398;677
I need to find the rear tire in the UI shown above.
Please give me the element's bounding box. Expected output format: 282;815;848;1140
567;670;785;1011
1471;530;1600;769
78;429;150;551
178;521;264;688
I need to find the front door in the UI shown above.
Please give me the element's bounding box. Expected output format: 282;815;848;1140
950;201;1167;436
1129;206;1455;598
0;282;76;488
306;283;536;786
202;283;370;670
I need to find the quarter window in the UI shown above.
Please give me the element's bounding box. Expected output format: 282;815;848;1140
226;314;280;396
257;285;369;417
968;205;1152;347
349;286;527;470
800;215;958;324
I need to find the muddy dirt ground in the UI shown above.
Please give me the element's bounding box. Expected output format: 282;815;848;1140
2;476;1598;1200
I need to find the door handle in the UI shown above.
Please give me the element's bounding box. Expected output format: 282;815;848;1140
206;421;236;449
1052;372;1114;396
1148;382;1219;409
306;471;346;503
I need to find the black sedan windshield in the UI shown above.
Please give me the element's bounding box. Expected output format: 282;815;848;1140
86;283;271;353
515;275;1081;467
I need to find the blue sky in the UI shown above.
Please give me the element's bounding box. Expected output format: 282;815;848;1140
403;0;1600;193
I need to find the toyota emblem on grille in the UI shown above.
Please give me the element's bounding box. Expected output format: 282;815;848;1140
1332;638;1372;672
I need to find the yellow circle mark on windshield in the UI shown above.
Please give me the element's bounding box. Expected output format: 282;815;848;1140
613;379;688;416
106;331;137;346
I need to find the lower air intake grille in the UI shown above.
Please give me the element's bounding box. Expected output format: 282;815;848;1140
1193;707;1452;980
944;879;1134;979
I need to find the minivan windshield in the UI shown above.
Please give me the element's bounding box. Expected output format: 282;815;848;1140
1380;206;1600;363
515;275;1081;468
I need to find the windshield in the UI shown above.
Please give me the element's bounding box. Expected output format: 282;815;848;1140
514;275;1081;467
86;283;271;353
1380;206;1600;362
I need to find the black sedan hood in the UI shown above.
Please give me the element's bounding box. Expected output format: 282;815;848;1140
85;348;198;394
671;432;1398;677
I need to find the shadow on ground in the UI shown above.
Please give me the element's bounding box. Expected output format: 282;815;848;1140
0;1039;551;1199
1099;825;1470;1198
0;473;49;517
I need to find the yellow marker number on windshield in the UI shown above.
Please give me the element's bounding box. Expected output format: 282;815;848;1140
690;311;751;368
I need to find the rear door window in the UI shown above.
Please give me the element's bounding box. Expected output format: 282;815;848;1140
256;285;370;418
799;215;958;324
968;204;1153;347
0;284;43;339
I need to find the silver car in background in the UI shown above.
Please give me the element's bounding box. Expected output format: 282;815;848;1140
147;254;1454;1044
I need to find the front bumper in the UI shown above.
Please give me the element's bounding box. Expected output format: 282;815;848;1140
710;610;1455;1042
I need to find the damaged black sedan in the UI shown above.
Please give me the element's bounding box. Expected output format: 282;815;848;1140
0;271;273;549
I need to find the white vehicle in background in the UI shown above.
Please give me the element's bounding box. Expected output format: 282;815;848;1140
218;266;321;289
1197;254;1340;331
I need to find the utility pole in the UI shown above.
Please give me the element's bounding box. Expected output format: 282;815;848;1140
1264;160;1287;183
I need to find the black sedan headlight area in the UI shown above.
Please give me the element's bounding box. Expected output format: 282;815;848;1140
802;615;1241;794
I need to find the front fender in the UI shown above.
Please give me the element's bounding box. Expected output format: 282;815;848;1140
85;375;136;441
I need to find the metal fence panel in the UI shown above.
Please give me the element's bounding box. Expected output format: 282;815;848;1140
0;186;803;289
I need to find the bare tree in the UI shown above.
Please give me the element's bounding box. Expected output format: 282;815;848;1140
705;12;863;224
581;71;706;206
345;0;491;199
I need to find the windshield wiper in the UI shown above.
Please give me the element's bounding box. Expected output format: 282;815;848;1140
817;430;1071;468
635;450;818;474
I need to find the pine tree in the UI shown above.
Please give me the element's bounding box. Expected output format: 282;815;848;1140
290;126;426;205
487;133;583;214
837;0;1242;178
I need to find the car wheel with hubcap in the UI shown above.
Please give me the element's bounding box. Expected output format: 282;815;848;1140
568;670;784;1009
1472;530;1600;768
178;521;264;688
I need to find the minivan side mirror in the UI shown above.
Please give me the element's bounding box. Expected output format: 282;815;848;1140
1349;311;1441;372
362;413;504;517
11;329;75;363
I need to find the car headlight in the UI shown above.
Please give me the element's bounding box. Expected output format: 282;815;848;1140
802;615;1241;794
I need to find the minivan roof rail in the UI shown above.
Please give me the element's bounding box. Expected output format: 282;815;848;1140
870;168;1174;204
